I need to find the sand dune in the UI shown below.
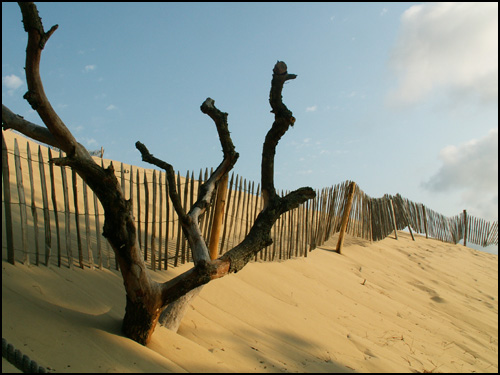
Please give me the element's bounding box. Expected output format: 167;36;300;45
2;231;497;373
1;130;498;372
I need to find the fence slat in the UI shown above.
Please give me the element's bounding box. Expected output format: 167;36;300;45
164;171;170;270
2;133;15;264
48;149;62;267
38;146;52;266
72;170;84;268
60;152;72;268
82;180;94;270
220;172;234;255
93;190;102;270
174;171;182;267
151;170;157;271
14;139;29;265
181;170;189;264
225;174;239;253
26;143;40;265
136;168;142;253
144;171;149;262
158;171;163;271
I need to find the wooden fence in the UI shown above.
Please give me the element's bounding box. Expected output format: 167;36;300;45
2;132;498;270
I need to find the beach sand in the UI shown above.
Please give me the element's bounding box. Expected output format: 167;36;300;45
2;129;498;372
2;232;498;373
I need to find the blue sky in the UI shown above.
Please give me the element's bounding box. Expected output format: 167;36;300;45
2;2;498;253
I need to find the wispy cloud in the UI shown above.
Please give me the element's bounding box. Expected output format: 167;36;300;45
387;3;498;106
84;64;96;72
423;128;498;220
86;138;98;147
306;105;318;112
2;74;23;95
380;8;388;16
106;104;117;111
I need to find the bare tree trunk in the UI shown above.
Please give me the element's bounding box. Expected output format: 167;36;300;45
159;287;202;331
3;2;315;346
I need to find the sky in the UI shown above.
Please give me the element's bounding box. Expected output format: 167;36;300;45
2;2;498;254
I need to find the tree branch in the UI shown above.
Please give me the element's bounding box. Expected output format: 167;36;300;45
2;104;58;148
200;98;236;159
135;141;188;224
261;61;298;208
18;2;85;160
136;98;239;265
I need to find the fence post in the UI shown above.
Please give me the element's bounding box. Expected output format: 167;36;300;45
38;146;52;266
60;152;72;268
209;173;229;260
14;139;29;265
144;171;149;262
403;199;415;241
82;180;94;270
335;181;356;254
151;170;157;271
27;143;41;265
389;199;398;240
422;204;429;239
48;148;62;267
2;133;15;265
220;172;234;254
72;170;84;268
463;209;468;247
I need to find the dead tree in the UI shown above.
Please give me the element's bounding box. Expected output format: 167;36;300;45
2;2;316;345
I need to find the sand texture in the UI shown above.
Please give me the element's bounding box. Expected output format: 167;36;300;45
2;129;498;372
2;231;498;373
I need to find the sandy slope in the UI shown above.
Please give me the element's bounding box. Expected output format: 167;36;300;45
1;130;498;372
2;232;498;373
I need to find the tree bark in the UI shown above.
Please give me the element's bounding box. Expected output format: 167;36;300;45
3;3;316;346
158;287;202;332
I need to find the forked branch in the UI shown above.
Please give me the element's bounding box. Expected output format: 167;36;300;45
136;98;239;264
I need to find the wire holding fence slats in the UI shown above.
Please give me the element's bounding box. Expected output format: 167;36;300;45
2;132;498;271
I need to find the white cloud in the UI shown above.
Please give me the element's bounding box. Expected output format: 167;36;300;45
106;104;117;111
387;2;498;106
84;64;96;72
380;8;388;16
2;74;23;95
83;138;98;147
306;105;318;112
423;128;498;220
